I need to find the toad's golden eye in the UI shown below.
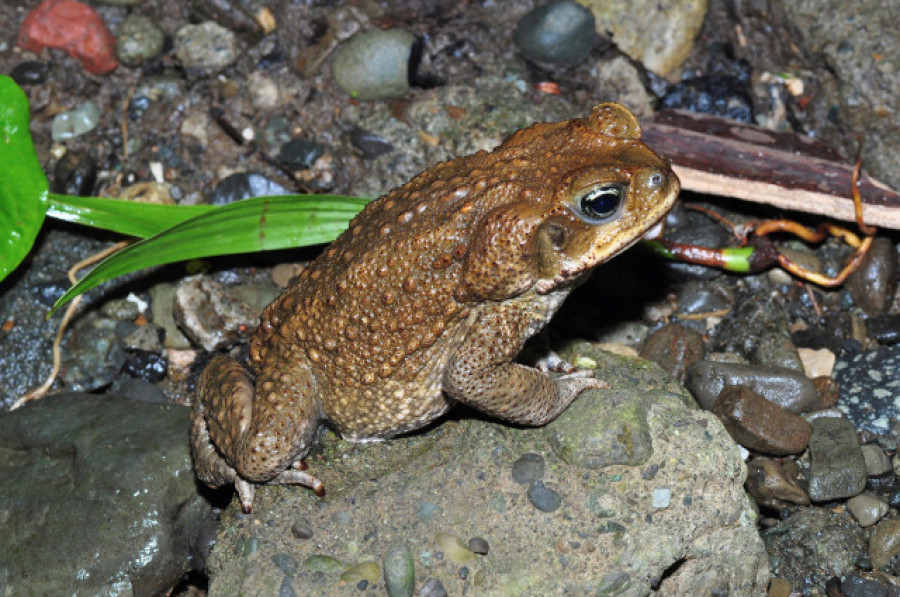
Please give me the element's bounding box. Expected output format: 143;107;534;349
575;182;626;223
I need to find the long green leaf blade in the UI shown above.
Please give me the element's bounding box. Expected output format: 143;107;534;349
0;75;49;283
51;194;371;313
47;194;214;238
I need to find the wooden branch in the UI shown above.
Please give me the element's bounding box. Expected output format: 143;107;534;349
642;110;900;230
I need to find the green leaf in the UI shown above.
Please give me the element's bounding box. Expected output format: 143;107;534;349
51;194;371;313
0;75;49;283
48;194;214;238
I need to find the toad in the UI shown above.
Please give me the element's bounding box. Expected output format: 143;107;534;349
191;103;680;512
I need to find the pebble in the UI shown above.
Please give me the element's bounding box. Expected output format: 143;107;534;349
745;457;809;506
841;574;892;597
869;518;900;569
807;416;867;502
272;553;299;577
659;55;753;122
61;316;132;391
639;323;705;383
867;314;900;345
712;385;812;455
247;72;280;110
383;543;415;597
121;350;167;383
279;138;326;169
846;492;889;527
798;347;836;378
209;172;290;205
331;29;418;100
686;360;819;413
467;537;489;555
350;126;395;159
173;276;262;352
713;291;804;371
303;555;343;572
767;577;792;597
512;0;596;66
651;487;671;509
434;533;475;564
174;22;238;72
846;237;898;316
9;61;49;86
675;280;730;313
51;101;101;142
122;325;163;353
811;376;841;409
149;283;192;349
418;578;448;597
115;13;164;67
862;444;892;476
834;344;900;434
339;561;380;586
511;453;545;485
290;518;313;540
53;149;97;196
17;0;118;74
527;480;561;512
191;0;261;33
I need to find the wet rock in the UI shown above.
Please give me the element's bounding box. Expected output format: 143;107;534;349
53;149;97;196
121;349;167;383
762;508;866;588
712;386;812;455
332;29;418;100
10;61;49;85
745;457;809;506
834;344;900;434
279;138;326;169
712;290;804;371
847;492;889;527
467;537;489;555
768;578;792;597
578;0;706;76
109;375;167;403
639;323;705;383
807;416;867;502
290;518;313;540
812;376;841;409
0;393;208;596
17;0;118;74
675;280;730;313
61;315;133;391
116;13;164;67
862;444;892;476
867;314;900;345
841;574;894;597
210;172;290;205
174;21;238;72
513;0;596;66
51;101;101;141
847;237;898;316
659;53;754;122
686;360;819;413
870;519;900;570
383;542;414;597
174;276;278;352
545;388;653;468
149;282;192;349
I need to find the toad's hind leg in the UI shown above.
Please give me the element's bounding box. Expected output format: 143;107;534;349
191;354;324;512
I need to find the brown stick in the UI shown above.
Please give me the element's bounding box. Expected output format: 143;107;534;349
642;110;900;230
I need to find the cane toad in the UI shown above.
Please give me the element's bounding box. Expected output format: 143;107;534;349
191;103;680;512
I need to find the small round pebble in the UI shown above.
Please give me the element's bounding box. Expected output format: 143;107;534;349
527;480;561;512
467;537;489;555
10;61;48;86
332;29;418;100
418;578;448;597
846;491;889;527
51;101;101;141
116;14;164;66
290;517;313;540
712;385;813;455
511;453;545;485
383;542;414;597
869;518;900;569
651;487;672;509
210;172;290;205
861;444;892;476
846;237;898;316
174;21;238;72
513;0;596;65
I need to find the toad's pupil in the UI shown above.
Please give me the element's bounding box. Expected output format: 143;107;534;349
580;183;625;220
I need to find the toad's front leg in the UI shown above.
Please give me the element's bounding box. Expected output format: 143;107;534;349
190;355;324;512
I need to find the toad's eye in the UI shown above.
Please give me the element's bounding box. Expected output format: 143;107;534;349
575;183;626;223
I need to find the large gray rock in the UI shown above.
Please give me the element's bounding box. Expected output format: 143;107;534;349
206;350;769;596
0;393;212;597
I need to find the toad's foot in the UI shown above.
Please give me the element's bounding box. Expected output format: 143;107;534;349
236;463;325;513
